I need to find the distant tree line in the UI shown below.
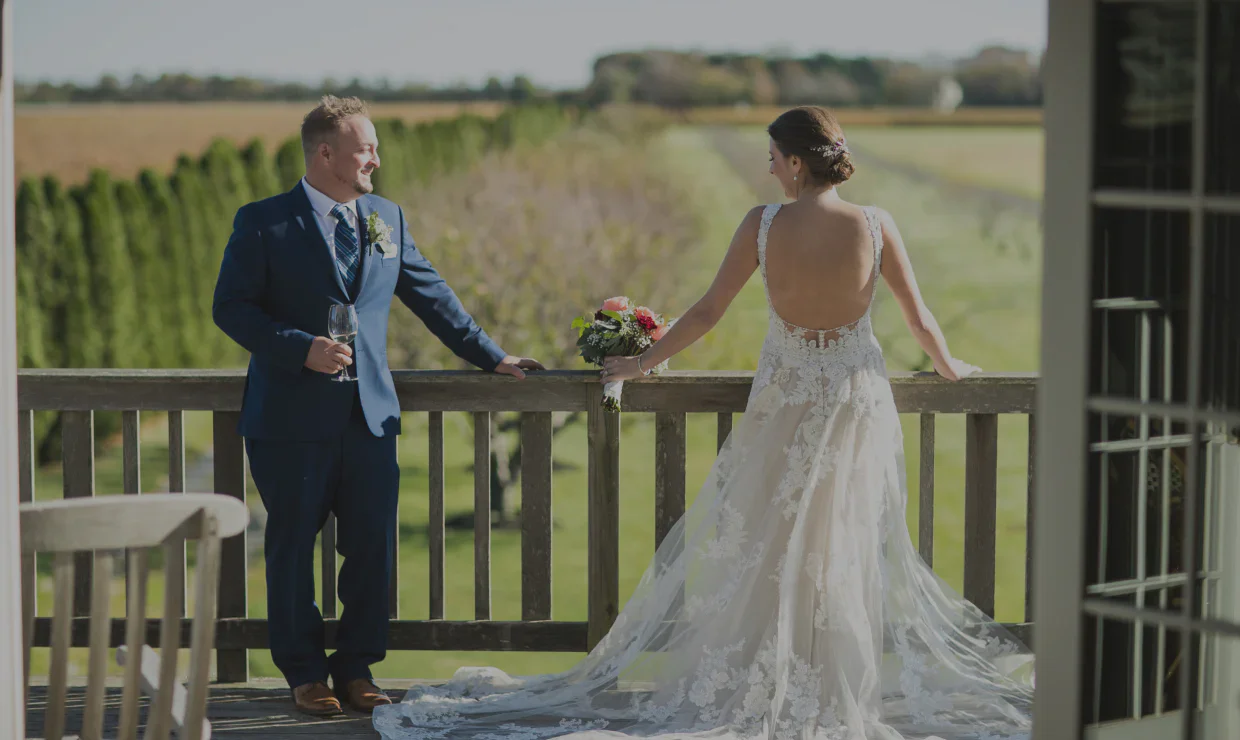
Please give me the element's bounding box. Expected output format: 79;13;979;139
16;73;550;105
16;46;1043;109
15;104;573;462
585;47;1043;108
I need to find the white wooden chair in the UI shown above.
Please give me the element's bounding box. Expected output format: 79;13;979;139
20;493;248;740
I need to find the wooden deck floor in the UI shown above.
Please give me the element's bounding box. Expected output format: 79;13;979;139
25;679;421;738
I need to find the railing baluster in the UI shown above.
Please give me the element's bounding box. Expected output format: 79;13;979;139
18;409;34;695
122;411;140;612
122;411;141;495
474;411;492;620
168;410;187;616
587;392;620;649
919;413;936;567
213;410;248;683
390;435;400;619
654;412;686;549
716;412;733;453
429;412;445;620
521;412;554;621
321;515;337;619
167;411;185;493
61;410;94;617
18;409;33;502
1025;413;1037;623
964;413;999;618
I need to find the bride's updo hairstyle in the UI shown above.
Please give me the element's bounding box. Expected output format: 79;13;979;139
767;106;855;187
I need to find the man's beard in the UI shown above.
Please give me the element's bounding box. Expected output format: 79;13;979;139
336;169;374;195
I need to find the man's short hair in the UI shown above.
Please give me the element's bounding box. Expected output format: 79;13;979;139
300;95;371;160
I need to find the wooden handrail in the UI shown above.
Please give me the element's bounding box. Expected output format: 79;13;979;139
17;369;1036;413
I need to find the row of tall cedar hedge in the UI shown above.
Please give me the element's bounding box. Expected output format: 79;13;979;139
15;104;573;462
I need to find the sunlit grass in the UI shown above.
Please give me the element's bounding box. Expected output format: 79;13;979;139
847;125;1043;199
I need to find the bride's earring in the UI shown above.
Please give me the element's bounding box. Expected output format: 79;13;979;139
792;175;797;181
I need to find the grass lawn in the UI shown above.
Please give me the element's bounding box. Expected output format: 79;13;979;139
846;125;1044;200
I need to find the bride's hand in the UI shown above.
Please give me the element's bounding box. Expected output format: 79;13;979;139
934;357;982;382
600;356;645;383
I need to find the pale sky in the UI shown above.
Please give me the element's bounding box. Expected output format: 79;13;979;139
15;0;1047;89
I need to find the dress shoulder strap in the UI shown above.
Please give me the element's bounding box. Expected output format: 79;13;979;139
864;206;885;272
757;203;782;270
863;206;886;306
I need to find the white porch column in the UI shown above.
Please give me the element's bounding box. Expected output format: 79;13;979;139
0;0;26;736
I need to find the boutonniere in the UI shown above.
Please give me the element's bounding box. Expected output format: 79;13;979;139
366;212;398;258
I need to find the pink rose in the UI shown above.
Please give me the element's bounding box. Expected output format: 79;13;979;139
652;324;669;341
601;296;629;312
633;306;656;322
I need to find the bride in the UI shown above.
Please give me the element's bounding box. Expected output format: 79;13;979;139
373;106;1034;740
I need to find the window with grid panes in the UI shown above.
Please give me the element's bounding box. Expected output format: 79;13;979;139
1082;0;1240;735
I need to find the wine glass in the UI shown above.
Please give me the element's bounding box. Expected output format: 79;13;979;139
327;304;359;382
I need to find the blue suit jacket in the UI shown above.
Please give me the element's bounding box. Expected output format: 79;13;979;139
212;183;507;440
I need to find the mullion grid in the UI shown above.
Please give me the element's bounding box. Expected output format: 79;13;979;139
1088;81;1175;726
1082;0;1238;729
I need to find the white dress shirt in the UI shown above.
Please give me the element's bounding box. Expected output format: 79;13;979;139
300;177;359;261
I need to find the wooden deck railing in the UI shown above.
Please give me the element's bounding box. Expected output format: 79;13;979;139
16;369;1037;683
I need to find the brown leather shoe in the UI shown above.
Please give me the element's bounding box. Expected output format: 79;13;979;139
336;678;392;713
291;681;343;717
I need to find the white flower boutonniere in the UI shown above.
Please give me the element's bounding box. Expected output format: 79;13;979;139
367;212;398;258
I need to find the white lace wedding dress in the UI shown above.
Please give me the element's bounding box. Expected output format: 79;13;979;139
373;204;1035;740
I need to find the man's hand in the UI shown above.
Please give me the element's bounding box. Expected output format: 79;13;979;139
493;355;546;380
305;336;353;374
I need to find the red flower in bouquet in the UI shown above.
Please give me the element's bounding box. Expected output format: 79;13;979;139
633;306;659;333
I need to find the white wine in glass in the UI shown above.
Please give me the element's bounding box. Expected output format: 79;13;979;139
327;304;359;382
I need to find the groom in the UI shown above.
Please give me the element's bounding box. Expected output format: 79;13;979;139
212;95;542;716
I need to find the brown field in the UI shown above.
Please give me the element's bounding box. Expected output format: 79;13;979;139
15;101;1040;185
14;101;506;184
676;105;1042;127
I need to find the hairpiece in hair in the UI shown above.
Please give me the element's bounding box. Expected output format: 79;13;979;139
811;138;849;157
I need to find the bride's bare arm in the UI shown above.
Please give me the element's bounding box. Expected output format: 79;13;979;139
599;207;762;381
878;210;978;381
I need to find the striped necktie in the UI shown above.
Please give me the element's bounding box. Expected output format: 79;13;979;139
331;204;361;294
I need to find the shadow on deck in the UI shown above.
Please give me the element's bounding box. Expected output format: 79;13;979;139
24;680;421;739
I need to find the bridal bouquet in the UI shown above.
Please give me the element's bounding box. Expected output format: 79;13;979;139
572;296;673;412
